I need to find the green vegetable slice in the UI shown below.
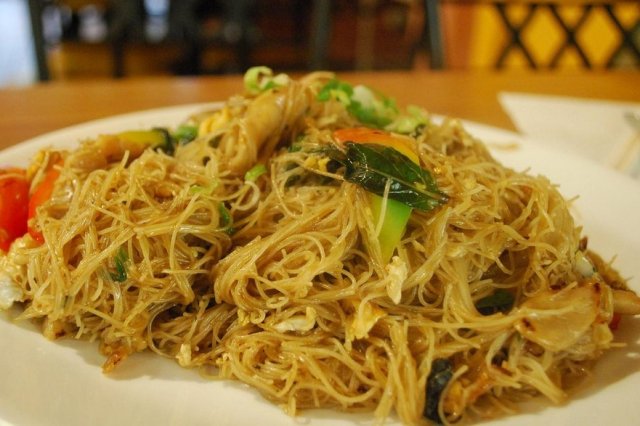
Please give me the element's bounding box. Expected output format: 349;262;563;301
369;194;412;262
173;124;198;144
116;128;173;153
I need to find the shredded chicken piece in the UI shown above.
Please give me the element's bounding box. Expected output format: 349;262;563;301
216;82;311;175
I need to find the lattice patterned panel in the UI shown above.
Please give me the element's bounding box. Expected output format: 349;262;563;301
465;2;639;69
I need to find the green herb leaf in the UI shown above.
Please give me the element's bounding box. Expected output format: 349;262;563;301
109;247;129;283
475;289;515;315
288;143;303;153
333;143;448;212
244;163;267;182
218;203;234;235
424;358;453;424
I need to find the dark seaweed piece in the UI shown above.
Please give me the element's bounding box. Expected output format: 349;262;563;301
424;358;453;424
475;289;515;316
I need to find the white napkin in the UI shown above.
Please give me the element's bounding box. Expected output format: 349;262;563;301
498;92;640;179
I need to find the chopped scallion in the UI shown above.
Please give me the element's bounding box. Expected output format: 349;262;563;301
244;66;289;95
218;203;234;235
244;164;267;182
109;247;129;283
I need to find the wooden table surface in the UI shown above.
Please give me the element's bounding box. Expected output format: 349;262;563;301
0;69;638;152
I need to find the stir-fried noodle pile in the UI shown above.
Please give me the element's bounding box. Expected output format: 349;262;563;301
1;68;639;425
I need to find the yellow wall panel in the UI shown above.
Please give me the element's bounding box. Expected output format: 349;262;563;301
447;2;639;69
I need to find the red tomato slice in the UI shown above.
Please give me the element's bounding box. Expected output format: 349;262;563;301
28;165;61;244
0;169;30;251
609;313;622;331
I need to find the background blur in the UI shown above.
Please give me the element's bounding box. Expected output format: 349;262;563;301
1;0;638;87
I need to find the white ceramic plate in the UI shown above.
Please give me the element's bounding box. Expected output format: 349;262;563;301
0;105;638;426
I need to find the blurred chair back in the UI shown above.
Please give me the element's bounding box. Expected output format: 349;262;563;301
308;0;446;70
27;0;207;81
27;0;50;80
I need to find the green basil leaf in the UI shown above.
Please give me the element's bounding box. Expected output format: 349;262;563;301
109;247;129;283
475;289;515;315
339;143;448;212
218;203;235;235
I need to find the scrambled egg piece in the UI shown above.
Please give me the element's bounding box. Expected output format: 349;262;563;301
273;307;317;333
385;255;408;304
0;239;29;310
346;299;386;341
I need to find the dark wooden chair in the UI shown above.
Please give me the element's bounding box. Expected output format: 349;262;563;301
27;0;211;80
